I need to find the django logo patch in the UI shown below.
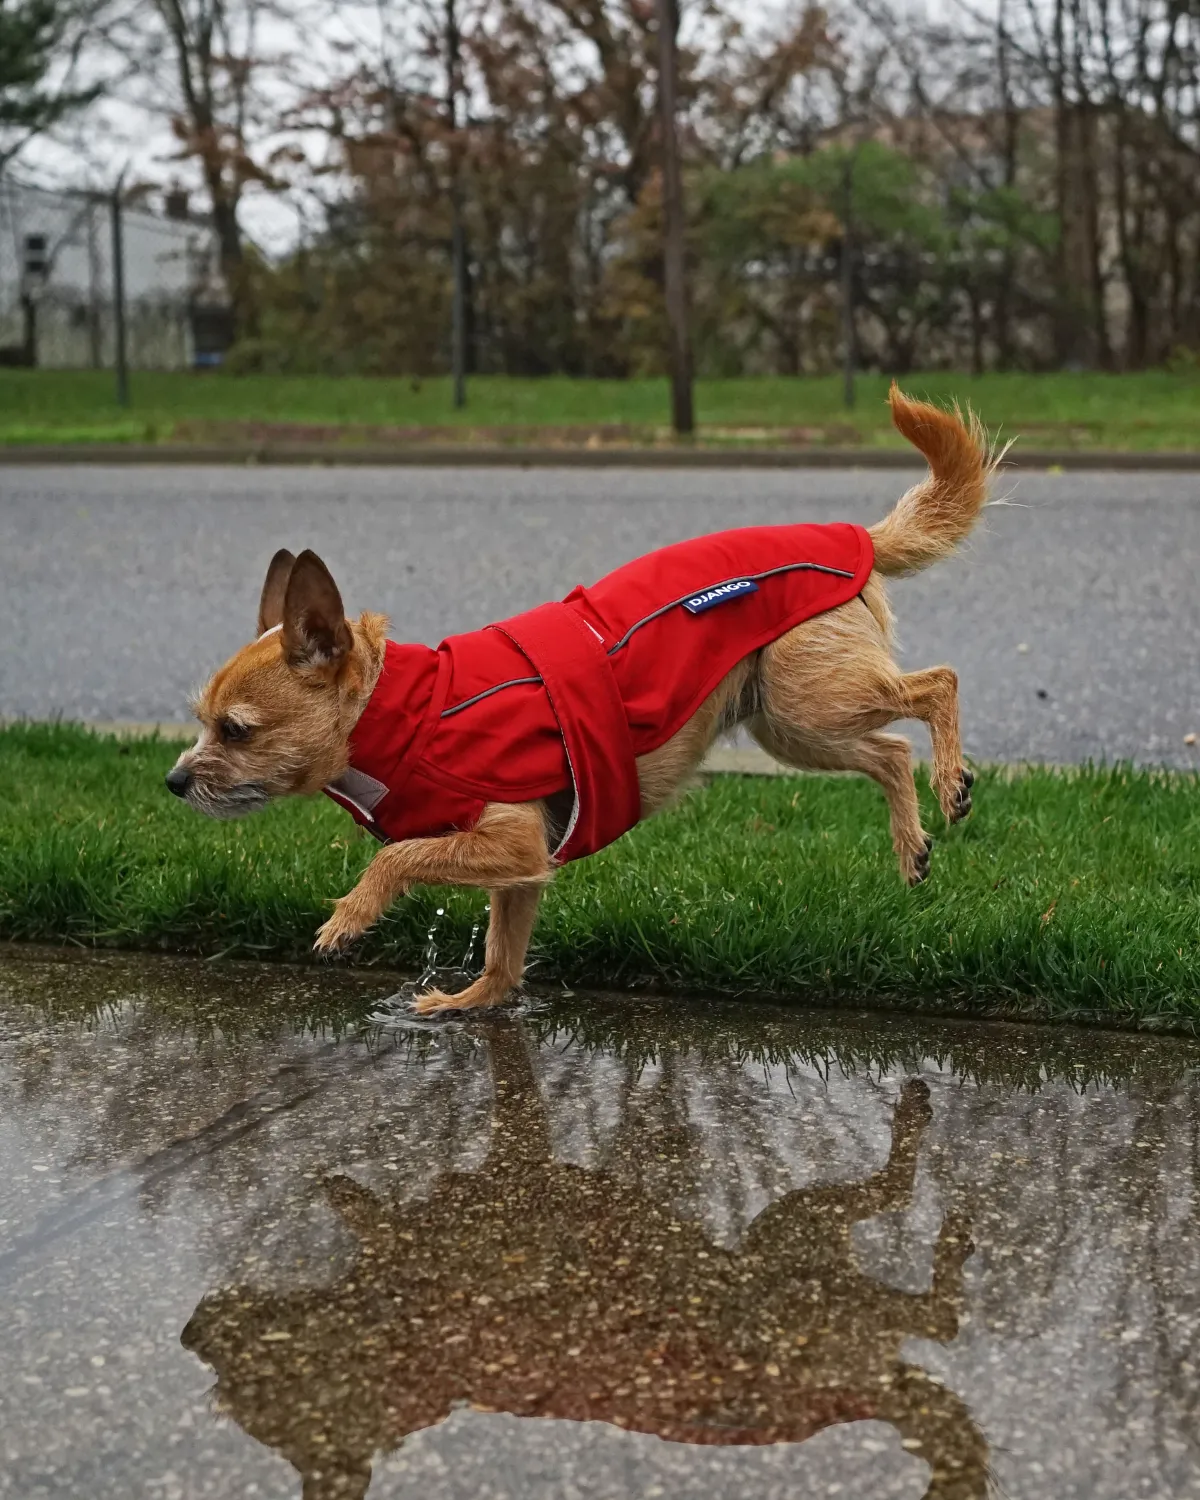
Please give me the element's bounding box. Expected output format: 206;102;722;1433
681;578;760;615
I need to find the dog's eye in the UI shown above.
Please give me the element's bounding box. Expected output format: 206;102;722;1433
219;719;252;743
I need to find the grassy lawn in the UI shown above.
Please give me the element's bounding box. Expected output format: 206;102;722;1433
2;368;1198;450
3;723;1200;1030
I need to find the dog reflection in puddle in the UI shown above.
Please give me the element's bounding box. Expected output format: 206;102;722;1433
183;1026;985;1500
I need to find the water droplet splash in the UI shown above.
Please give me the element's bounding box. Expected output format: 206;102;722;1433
417;908;447;988
369;900;490;1028
460;901;487;976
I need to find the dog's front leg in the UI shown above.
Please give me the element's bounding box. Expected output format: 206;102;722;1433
314;802;550;957
413;882;544;1014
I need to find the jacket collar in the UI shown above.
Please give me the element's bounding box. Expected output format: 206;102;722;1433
324;640;443;827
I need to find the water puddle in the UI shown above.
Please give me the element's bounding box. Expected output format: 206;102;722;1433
1;945;1198;1500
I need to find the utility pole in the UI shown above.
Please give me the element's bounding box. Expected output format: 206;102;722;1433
110;173;129;408
446;0;466;410
840;150;855;411
656;0;693;436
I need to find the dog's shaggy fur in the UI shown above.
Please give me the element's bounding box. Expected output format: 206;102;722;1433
171;387;995;1013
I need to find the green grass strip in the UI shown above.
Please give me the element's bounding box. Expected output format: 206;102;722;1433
3;368;1200;451
2;723;1199;1029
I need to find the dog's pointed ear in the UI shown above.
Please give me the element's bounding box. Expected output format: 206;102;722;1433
257;548;296;637
281;550;353;674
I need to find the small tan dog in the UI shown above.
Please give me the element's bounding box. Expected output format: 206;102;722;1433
169;389;993;1014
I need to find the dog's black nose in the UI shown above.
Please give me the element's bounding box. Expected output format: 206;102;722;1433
165;766;193;798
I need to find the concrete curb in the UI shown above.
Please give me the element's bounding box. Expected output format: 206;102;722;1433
3;443;1200;471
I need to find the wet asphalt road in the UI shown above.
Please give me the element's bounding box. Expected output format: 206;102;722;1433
4;947;1200;1500
2;463;1199;764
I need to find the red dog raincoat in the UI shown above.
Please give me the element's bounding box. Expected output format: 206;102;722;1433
324;523;873;862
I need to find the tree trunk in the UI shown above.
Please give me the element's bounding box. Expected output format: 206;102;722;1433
19;294;35;367
994;1;1018;369
840;154;855;408
969;287;985;375
778;249;801;376
656;0;693;435
1052;0;1108;369
1081;105;1111;368
205;169;253;339
447;0;467;406
1051;0;1090;365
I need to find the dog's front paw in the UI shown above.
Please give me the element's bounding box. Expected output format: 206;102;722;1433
411;988;465;1015
412;975;515;1014
313;901;367;955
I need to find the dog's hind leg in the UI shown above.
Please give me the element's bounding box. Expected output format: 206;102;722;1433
890;665;973;824
753;718;933;886
753;599;972;882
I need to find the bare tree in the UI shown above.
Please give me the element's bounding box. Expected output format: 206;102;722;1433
205;0;1200;373
96;0;283;332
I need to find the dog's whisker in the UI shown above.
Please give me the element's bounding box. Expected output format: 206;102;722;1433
186;782;271;820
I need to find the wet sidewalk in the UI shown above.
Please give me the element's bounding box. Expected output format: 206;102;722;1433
1;946;1198;1500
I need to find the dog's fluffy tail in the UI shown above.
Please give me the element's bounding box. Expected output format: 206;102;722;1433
868;384;997;577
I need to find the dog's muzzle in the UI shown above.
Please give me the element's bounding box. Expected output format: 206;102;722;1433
168;771;270;819
165;767;192;798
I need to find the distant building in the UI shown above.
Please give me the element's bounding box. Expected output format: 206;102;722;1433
0;177;233;370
